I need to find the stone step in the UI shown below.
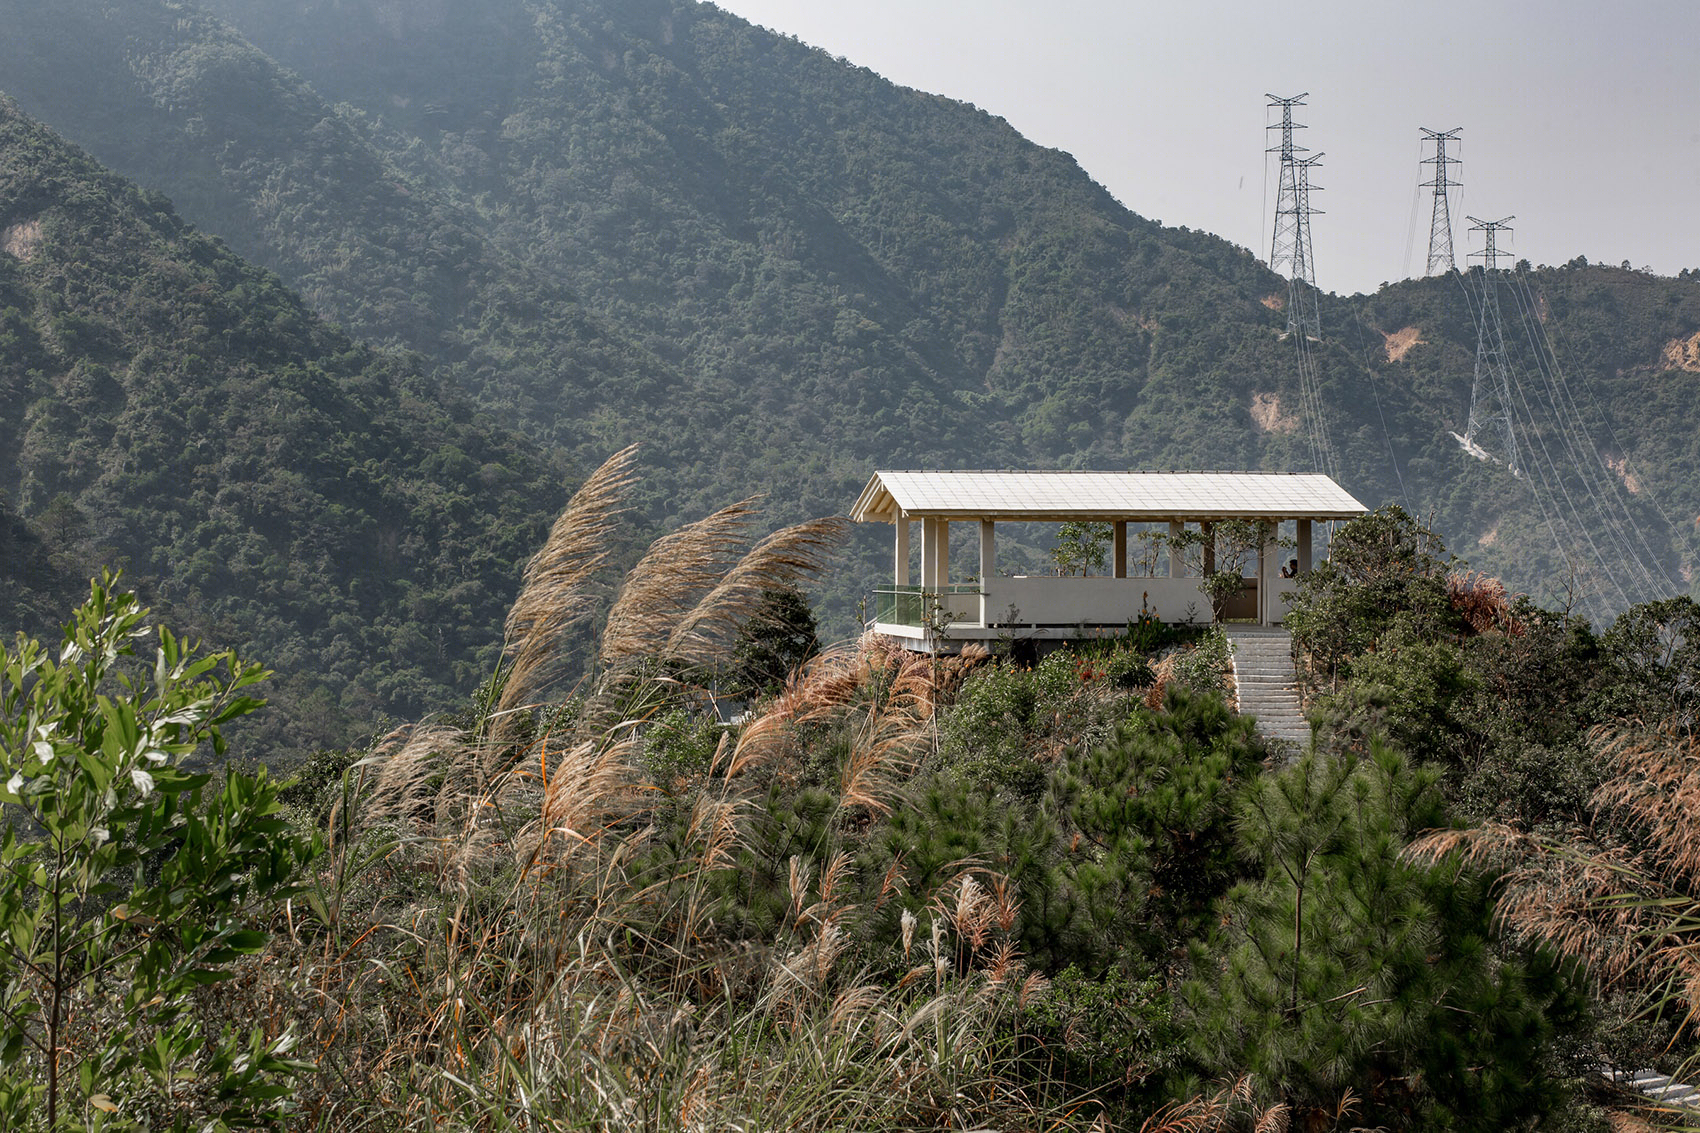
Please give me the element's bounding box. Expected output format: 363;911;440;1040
1607;1068;1700;1113
1225;629;1307;751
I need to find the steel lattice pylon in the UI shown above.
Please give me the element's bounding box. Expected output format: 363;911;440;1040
1420;128;1462;275
1266;94;1322;339
1462;215;1520;476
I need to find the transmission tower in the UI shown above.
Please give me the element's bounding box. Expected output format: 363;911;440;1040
1289;155;1324;339
1419;127;1462;274
1266;94;1322;338
1266;94;1308;274
1461;215;1520;476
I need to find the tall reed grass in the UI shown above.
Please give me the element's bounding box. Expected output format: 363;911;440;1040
264;452;1111;1129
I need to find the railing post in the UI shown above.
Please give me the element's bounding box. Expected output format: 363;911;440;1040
894;517;909;586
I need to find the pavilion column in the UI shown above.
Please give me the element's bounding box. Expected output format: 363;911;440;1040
980;520;996;626
1297;519;1313;574
1201;522;1216;576
894;517;910;586
1257;521;1275;624
1168;521;1184;577
1112;521;1127;579
920;518;939;588
938;520;950;585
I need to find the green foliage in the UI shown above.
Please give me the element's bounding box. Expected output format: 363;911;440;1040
936;649;1134;801
0;577;320;1128
1596;596;1700;727
1189;742;1582;1130
1046;687;1264;966
640;706;723;791
860;772;1059;962
723;584;821;700
1316;637;1482;771
1285;506;1460;690
0;101;565;763
1018;965;1182;1099
1049;521;1111;577
1170;626;1233;695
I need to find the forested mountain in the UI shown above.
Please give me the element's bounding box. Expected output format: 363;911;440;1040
0;99;567;759
5;8;1700;1120
2;0;1699;648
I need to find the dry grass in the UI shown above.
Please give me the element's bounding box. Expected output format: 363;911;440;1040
1410;724;1700;994
363;450;847;863
1134;1076;1300;1133
499;443;639;724
1410;722;1700;1126
1447;568;1521;636
286;454;1111;1129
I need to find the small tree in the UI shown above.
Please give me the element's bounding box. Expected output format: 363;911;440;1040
1169;520;1277;622
1189;742;1581;1130
724;584;821;700
1283;506;1458;688
1050;522;1111;577
0;576;320;1128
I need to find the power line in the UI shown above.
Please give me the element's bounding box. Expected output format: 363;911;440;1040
1450;214;1677;617
1516;264;1700;587
1461;216;1520;476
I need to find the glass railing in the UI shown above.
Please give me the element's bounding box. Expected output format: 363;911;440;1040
872;584;982;627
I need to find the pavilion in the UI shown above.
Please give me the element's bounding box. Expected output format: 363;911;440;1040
850;469;1367;649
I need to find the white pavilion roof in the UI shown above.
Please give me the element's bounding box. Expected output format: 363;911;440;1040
851;470;1367;522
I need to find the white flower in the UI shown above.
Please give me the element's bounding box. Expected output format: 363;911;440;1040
130;766;156;797
5;772;22;797
141;748;168;765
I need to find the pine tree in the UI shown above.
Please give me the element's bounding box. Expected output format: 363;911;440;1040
1188;742;1578;1130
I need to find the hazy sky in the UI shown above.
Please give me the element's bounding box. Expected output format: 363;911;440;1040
713;0;1700;296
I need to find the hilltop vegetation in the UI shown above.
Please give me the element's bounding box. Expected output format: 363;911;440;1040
1;2;1698;1125
6;478;1695;1129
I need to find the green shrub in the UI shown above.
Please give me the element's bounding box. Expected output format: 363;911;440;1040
641;706;723;789
936;649;1134;801
1170;626;1232;695
0;577;320;1129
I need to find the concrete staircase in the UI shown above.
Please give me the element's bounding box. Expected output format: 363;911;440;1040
1610;1068;1700;1115
1224;627;1310;749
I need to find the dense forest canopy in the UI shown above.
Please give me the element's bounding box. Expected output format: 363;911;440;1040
0;99;568;761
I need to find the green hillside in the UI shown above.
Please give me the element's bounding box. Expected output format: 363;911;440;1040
1;0;1698;630
0;99;567;760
